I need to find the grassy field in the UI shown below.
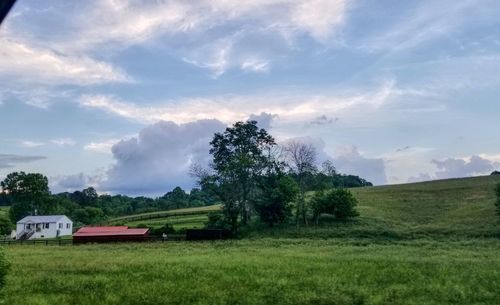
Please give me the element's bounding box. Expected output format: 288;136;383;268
246;175;500;239
106;204;221;230
3;239;500;305
2;176;500;304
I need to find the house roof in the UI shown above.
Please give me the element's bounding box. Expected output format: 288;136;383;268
17;215;70;224
73;226;149;237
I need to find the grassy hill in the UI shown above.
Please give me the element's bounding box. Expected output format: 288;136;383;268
247;175;500;239
105;204;221;230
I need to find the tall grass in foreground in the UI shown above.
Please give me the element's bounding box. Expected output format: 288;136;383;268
3;239;500;305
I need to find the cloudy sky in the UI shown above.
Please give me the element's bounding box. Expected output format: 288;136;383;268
1;0;500;196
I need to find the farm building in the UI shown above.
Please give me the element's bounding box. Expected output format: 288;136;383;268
16;215;73;240
73;226;150;243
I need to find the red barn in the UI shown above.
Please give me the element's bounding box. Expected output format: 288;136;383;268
73;226;150;243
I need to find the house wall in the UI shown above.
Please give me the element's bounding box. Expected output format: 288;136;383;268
16;216;73;239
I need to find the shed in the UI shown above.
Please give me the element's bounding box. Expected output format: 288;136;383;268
73;226;150;243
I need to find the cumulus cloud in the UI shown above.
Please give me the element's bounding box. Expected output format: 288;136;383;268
281;137;387;185
332;145;387;185
432;155;499;179
248;112;277;130
100;119;226;195
0;154;46;169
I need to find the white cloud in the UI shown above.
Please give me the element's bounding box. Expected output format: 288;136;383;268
0;37;130;86
79;81;408;125
432;155;499;179
84;139;121;154
100;119;226;195
50;138;76;146
20;140;44;148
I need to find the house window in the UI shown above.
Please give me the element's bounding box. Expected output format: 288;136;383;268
59;223;63;229
26;224;31;230
45;223;50;229
66;223;70;229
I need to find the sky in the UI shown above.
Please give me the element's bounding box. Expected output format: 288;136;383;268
1;0;500;196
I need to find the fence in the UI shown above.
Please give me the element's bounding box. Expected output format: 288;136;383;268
102;210;211;225
0;234;187;246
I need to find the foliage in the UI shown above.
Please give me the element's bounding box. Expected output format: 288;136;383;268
0;248;8;291
311;189;359;222
1;172;50;222
491;171;500;176
0;214;12;235
254;175;299;226
283;141;317;225
495;183;500;218
207;120;277;231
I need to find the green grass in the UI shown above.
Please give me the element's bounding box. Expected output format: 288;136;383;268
2;176;500;304
3;239;500;305
0;207;8;218
107;205;221;230
247;175;500;239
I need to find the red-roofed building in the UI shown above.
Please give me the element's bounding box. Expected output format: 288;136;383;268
73;226;150;243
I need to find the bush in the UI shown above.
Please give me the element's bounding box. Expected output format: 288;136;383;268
0;215;12;236
254;175;299;227
0;248;8;290
495;183;500;218
311;189;359;223
205;211;232;230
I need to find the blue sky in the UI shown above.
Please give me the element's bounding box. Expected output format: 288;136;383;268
1;0;499;196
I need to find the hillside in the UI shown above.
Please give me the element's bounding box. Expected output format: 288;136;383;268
248;175;500;239
105;204;221;230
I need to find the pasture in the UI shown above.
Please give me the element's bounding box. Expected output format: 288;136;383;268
105;205;221;230
3;239;500;305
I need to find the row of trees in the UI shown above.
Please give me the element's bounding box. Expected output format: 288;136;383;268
0;172;218;229
194;121;361;231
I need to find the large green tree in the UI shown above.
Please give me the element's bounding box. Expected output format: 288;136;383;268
254;175;299;227
1;172;50;222
208;120;276;231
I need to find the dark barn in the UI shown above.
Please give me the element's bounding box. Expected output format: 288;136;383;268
73;226;150;243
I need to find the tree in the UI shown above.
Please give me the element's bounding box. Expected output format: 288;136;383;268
254;175;299;227
495;183;500;218
283;141;317;225
162;187;189;209
207;120;276;231
0;215;12;235
1;172;50;222
311;189;359;223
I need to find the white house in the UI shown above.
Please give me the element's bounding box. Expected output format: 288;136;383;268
16;215;73;240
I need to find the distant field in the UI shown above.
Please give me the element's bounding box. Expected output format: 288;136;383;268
3;239;500;305
106;204;221;230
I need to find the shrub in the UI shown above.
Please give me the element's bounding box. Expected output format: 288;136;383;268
495;183;500;218
0;215;12;236
311;189;359;223
0;248;8;290
205;211;231;230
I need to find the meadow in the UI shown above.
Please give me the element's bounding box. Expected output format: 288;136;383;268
3;239;500;305
2;175;500;304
